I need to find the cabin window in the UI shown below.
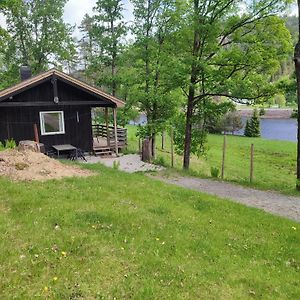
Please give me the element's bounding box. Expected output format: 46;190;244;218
40;111;65;135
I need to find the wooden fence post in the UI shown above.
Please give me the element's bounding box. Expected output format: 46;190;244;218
250;143;254;183
170;127;174;168
221;135;227;179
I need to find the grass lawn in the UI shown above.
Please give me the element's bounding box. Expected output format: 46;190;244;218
126;126;298;195
0;164;299;299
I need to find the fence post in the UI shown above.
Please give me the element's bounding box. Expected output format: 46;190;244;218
250;143;254;183
221;135;227;179
170;127;174;168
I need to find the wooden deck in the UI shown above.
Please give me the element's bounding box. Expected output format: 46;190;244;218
92;124;127;156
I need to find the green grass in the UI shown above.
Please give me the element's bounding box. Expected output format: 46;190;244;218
126;126;299;195
0;164;300;299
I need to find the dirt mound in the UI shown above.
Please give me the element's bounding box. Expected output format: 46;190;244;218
0;149;93;181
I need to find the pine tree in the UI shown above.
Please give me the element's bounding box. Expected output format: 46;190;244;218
244;109;260;137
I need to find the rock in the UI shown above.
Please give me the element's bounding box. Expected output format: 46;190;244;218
18;140;40;152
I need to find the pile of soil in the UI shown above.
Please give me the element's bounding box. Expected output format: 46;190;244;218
0;149;93;181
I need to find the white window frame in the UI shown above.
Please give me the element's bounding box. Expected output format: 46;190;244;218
39;111;65;136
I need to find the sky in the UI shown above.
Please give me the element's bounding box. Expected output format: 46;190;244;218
0;0;297;36
0;0;134;38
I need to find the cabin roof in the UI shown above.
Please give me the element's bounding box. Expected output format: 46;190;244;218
0;68;125;108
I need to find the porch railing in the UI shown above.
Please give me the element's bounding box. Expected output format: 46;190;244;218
92;124;127;148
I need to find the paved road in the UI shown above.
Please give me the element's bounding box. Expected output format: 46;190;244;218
155;175;300;222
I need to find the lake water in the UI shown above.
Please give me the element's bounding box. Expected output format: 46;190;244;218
130;114;298;142
237;118;297;142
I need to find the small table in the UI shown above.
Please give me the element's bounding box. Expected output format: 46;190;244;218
52;144;77;159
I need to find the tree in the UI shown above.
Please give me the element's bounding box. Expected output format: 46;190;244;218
294;0;300;190
244;109;260;137
274;93;286;107
220;111;243;135
174;0;292;169
91;0;126;96
131;0;180;158
1;0;75;84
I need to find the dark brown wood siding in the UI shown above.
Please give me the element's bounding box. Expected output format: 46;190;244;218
0;105;93;151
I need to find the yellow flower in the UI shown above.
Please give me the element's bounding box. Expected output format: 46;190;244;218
61;251;67;257
156;237;160;241
53;276;58;281
44;286;49;293
292;226;297;231
92;225;96;229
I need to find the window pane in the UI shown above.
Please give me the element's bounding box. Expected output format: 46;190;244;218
42;112;63;133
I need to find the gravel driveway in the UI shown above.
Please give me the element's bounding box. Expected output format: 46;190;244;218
155;175;300;222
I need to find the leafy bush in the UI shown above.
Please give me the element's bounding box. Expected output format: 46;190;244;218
218;111;243;135
0;139;16;151
5;139;16;149
291;109;298;118
153;155;168;167
210;167;220;178
274;94;286;108
259;108;265;116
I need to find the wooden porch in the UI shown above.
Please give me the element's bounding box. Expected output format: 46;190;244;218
92;124;127;156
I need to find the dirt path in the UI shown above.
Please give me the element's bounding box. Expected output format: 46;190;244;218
155;175;300;222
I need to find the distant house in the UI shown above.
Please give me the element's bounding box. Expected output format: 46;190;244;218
0;67;125;154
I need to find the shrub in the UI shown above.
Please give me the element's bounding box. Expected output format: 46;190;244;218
291;109;298;118
5;139;16;149
259;108;265;116
274;94;286;108
219;111;243;135
210;167;220;178
153;156;167;167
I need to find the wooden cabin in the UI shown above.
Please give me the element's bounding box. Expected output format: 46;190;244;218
0;67;126;155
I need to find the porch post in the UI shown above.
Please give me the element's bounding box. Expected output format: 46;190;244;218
105;108;110;146
113;107;119;156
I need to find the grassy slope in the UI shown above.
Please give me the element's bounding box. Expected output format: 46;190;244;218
0;164;299;299
126;126;298;195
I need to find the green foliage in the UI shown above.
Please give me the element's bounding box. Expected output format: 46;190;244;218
0;0;75;86
112;160;120;170
153;155;167;167
244;109;260;137
291;109;298;118
210;166;220;178
0;139;17;151
259;108;266;116
274;93;286;107
218;111;243;135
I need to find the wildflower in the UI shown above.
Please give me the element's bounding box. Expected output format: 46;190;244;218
53;276;58;281
44;286;49;293
156;237;160;241
34;254;39;258
91;225;96;229
61;251;67;257
292;226;297;231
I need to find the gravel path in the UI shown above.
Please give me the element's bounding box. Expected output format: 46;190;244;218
155;175;300;222
85;154;164;173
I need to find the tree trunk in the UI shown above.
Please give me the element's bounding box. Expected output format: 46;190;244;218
294;0;300;190
183;91;194;169
151;133;156;159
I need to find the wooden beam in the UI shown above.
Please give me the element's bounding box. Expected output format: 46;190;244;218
51;75;59;103
113;108;118;156
0;101;111;107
